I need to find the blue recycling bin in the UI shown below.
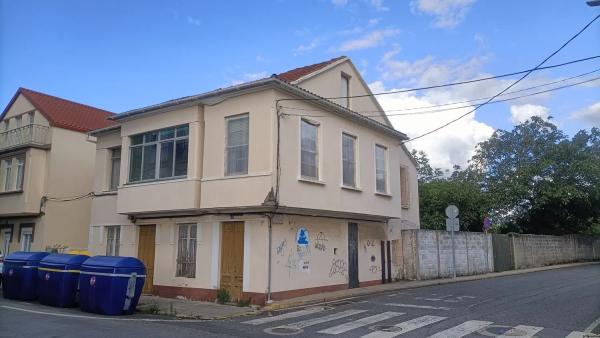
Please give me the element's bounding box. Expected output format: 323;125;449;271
78;256;146;315
37;253;89;307
2;251;50;301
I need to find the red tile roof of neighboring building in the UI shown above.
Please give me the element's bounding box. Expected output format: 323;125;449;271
1;87;116;133
277;56;347;83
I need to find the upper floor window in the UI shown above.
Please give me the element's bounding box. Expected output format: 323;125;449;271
176;223;197;278
225;114;249;176
400;166;410;208
128;125;188;183
15;157;24;190
342;133;357;188
301;119;319;180
2;159;12;192
109;148;121;190
105;225;120;256
340;74;350;108
375;144;387;194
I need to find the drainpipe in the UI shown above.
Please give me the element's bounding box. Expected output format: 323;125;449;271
266;213;273;303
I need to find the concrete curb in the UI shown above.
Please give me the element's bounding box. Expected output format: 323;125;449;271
262;261;600;311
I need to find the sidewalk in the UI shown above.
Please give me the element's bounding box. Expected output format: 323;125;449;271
263;261;600;311
137;295;259;319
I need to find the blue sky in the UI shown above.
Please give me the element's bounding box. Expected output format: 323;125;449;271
1;0;599;168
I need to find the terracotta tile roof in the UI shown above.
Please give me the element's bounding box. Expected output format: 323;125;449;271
2;87;116;133
277;56;347;83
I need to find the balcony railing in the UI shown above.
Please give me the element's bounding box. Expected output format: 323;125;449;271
0;124;50;152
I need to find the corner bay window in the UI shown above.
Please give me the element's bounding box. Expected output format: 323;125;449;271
109;148;121;190
176;224;197;278
375;144;387;193
300;119;319;179
128;125;188;183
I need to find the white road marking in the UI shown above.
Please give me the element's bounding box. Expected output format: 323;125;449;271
428;320;493;338
564;332;584;338
384;303;451;310
243;306;327;325
272;309;367;330
585;316;600;333
318;312;404;335
361;315;447;338
497;325;543;338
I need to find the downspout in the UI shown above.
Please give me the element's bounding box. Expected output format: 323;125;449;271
266;98;283;304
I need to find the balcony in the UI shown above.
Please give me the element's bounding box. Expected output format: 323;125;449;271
0;124;50;153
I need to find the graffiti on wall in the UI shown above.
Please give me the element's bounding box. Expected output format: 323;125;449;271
369;265;382;274
329;258;348;278
314;232;328;252
296;227;309;247
276;239;287;256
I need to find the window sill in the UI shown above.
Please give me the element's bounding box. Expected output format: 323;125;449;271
375;191;392;198
298;177;326;185
124;176;188;187
201;172;272;182
341;185;362;192
0;189;23;196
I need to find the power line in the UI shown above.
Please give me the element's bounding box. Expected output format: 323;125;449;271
403;13;600;145
277;55;600;102
279;68;600;117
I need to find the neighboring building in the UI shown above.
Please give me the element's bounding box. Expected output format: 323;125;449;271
88;56;419;304
0;88;115;255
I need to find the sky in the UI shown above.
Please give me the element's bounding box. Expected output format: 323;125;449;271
1;0;599;170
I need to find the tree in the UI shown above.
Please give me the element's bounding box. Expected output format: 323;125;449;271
470;117;600;235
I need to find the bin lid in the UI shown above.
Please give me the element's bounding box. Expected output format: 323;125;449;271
81;256;145;269
4;251;50;265
40;253;89;268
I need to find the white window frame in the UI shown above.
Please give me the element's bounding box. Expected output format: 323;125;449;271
340;73;351;108
374;144;388;194
2;158;12;192
109;147;121;191
299;118;321;181
225;113;250;176
176;223;197;278
1;229;11;256
20;227;33;252
128;125;189;183
341;132;359;189
105;225;120;256
15;156;24;190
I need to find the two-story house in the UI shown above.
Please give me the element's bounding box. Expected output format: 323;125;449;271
0;88;115;255
88;56;419;304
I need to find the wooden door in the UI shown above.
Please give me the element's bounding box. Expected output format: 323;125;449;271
220;222;244;301
138;225;156;294
348;223;359;288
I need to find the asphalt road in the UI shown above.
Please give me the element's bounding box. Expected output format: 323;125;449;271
1;264;599;338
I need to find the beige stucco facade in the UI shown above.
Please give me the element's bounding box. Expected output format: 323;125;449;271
0;94;96;255
88;58;420;304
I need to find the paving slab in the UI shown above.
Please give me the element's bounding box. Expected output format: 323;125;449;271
137;295;259;319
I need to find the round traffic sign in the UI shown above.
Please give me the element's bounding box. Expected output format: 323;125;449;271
445;205;459;218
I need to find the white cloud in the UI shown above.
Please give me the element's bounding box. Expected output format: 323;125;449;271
230;72;268;86
509;104;550;124
571;101;600;126
186;16;201;26
370;0;389;11
255;54;268;63
368;18;381;26
337;29;399;52
294;37;323;55
370;81;494;170
410;0;476;29
331;0;348;7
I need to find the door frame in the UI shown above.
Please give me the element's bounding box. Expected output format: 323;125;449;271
219;221;245;301
137;224;156;294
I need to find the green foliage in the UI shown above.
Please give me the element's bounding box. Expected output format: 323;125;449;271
415;117;600;235
216;288;231;304
236;298;251;307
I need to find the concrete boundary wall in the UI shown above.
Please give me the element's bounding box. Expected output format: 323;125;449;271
500;234;600;270
392;230;493;280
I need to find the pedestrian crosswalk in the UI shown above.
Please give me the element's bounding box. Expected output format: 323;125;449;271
242;306;593;337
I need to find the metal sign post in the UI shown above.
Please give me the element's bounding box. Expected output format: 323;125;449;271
445;205;459;279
